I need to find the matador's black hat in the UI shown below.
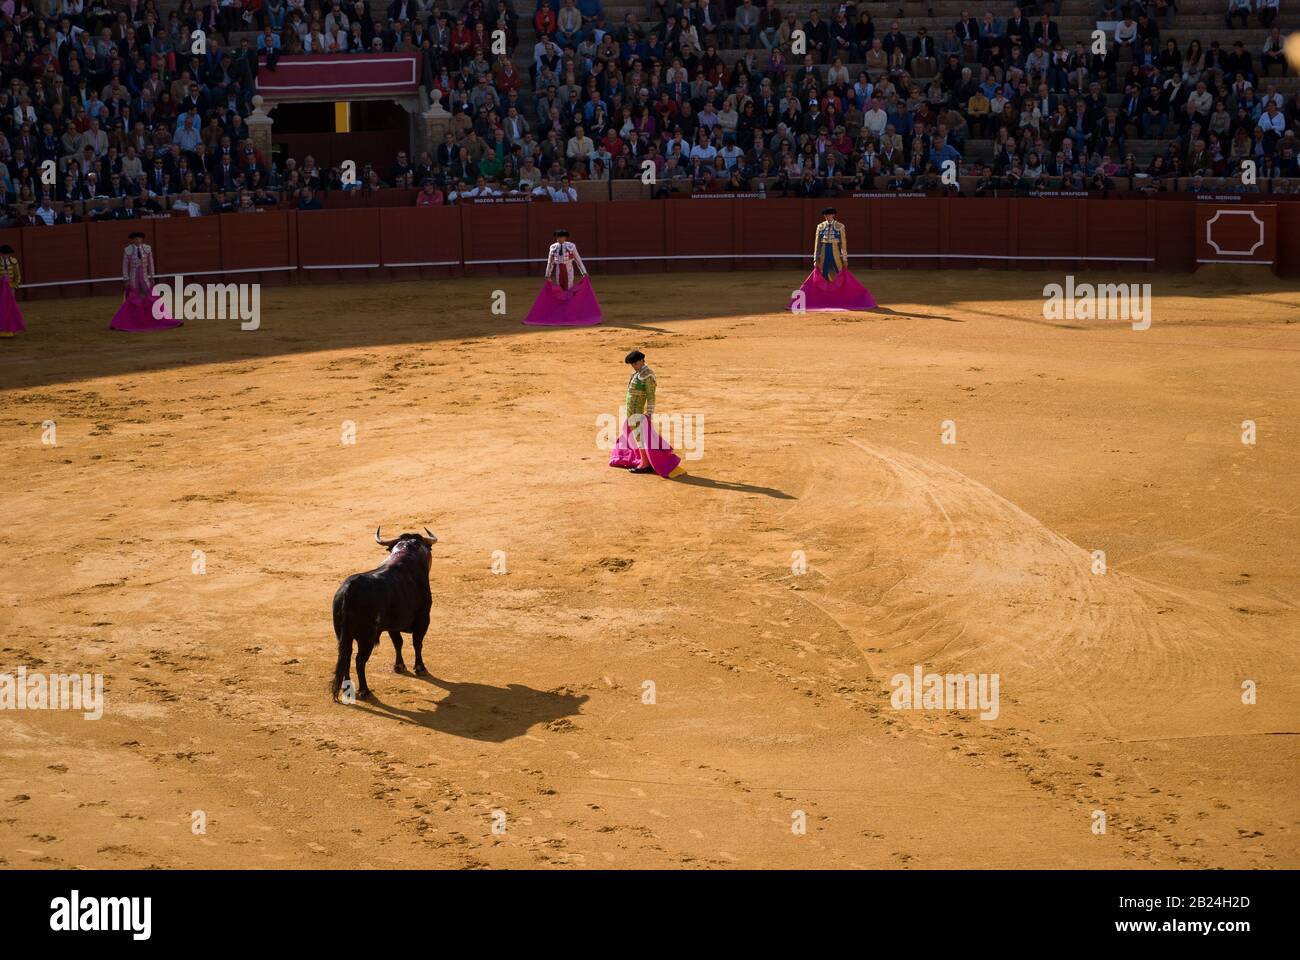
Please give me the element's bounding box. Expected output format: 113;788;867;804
554;228;569;237
128;230;145;239
821;206;837;215
624;350;645;364
0;245;13;254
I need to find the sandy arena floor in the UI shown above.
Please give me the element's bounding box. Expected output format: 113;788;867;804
1;268;1297;869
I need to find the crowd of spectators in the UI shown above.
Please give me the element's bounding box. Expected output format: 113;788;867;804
1;0;1298;227
501;0;1300;195
362;0;1300;199
0;0;276;224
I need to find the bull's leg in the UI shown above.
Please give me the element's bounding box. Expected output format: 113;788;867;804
390;630;407;673
411;616;430;676
330;636;352;702
355;632;379;699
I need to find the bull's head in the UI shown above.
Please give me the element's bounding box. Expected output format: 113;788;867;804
375;527;438;567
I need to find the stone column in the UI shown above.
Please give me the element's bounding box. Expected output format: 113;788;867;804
245;94;274;161
418;88;451;159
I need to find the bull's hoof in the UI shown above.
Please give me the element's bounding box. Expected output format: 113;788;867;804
357;687;374;701
413;663;430;677
393;661;409;675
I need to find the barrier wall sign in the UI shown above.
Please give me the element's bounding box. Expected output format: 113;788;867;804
1195;205;1277;268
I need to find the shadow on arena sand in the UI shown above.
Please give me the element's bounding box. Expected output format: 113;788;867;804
349;676;589;742
4;267;1146;390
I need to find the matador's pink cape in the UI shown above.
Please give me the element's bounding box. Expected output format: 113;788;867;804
110;290;182;332
788;268;877;312
523;276;603;326
0;277;25;334
608;419;686;478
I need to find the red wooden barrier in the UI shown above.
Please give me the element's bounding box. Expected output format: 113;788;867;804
221;210;296;282
297;208;383;284
1279;204;1300;277
461;203;530;276
379;206;462;280
156;216;222;278
10;198;1299;302
1154;202;1196;272
736;199;805;271
665;201;737;269
597;200;668;273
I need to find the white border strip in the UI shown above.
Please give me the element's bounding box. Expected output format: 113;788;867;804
20;252;1159;287
22;274;123;288
158;266;297;278
383;260;461;267
22;265;297;288
260;56;415;67
857;253;1155;261
259;80;416;92
468;253;1157;264
1196;258;1274;264
257;56;417;94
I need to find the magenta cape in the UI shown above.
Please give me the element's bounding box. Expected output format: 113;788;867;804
0;277;25;334
523;276;603;326
788;268;877;311
608;419;686;478
110;290;182;332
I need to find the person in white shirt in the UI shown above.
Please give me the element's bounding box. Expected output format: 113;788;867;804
305;28;334;52
324;1;349;33
173;191;201;216
863;100;888;137
566;125;594;161
13;97;37;127
588;145;612;175
466;176;502;198
549;178;578;202
1187;81;1213;116
1114;16;1137;48
534;38;558;74
1258;102;1285;137
544;229;586;289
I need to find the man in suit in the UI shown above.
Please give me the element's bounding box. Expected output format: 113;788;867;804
190;143;213;184
436;131;459;169
882;21;908;58
104;172;129;199
1118;83;1143;137
802;8;831;63
1032;82;1058;125
1005;6;1031;46
955;10;979;58
214;155;238;191
1034;14;1058;50
911;28;937;76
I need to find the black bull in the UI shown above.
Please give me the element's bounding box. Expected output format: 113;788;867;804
330;527;438;702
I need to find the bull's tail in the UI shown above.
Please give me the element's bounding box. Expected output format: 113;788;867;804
330;591;351;703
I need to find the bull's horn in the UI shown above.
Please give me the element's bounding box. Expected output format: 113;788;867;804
375;526;399;548
422;527;439;544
